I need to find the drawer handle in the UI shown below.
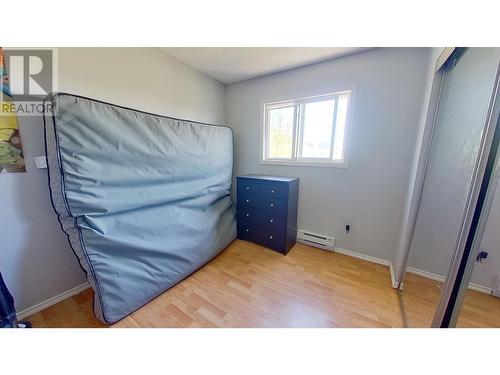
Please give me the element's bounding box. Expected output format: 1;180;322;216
245;228;250;232
245;186;250;190
269;219;274;223
245;213;250;217
245;199;250;203
270;203;274;207
269;235;273;239
271;190;275;194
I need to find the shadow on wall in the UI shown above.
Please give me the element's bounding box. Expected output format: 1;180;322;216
0;114;86;313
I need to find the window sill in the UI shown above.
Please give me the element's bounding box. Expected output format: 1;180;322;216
259;159;348;168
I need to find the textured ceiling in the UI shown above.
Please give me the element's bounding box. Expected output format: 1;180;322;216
159;47;370;84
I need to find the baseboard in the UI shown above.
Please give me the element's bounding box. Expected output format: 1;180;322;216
17;282;90;320
468;282;493;295
389;263;402;289
334;247;391;267
406;267;445;282
406;267;493;295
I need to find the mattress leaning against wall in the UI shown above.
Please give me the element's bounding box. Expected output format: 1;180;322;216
43;93;236;324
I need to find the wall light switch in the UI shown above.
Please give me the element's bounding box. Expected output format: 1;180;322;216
33;156;47;169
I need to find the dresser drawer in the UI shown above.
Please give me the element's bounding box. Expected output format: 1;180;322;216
237;195;259;211
237;222;256;241
237;213;286;244
259;227;286;252
237;210;257;224
258;212;287;229
237;180;260;196
259;183;288;199
258;197;287;213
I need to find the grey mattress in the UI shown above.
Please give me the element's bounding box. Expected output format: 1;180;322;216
43;93;236;324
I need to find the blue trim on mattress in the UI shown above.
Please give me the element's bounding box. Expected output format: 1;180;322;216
52;92;234;132
43;102;88;277
53;110;109;324
43;94;109;324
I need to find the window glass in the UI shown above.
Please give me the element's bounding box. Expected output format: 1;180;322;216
262;91;351;166
301;99;335;158
268;106;294;159
332;95;349;160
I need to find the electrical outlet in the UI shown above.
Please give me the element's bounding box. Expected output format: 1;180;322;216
476;251;488;263
345;224;351;236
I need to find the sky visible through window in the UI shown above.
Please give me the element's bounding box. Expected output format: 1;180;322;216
301;99;335;158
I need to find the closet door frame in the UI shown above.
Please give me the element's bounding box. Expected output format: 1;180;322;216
395;49;450;287
431;53;500;327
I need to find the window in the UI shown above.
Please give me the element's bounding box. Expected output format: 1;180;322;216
262;91;351;167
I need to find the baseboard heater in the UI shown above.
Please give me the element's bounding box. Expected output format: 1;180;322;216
297;230;335;251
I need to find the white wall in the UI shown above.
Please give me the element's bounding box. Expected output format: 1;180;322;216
0;48;225;313
58;48;225;124
225;48;431;261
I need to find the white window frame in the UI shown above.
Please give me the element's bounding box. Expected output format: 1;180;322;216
260;89;353;168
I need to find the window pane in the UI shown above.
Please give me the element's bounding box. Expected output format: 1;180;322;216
332;95;348;160
301;99;335;158
267;106;294;159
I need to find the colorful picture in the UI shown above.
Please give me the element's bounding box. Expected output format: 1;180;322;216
0;47;25;173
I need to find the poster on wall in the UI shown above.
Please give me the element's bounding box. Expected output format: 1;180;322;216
0;47;26;173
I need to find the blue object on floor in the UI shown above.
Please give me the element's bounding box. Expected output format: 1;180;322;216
236;175;299;255
0;271;16;328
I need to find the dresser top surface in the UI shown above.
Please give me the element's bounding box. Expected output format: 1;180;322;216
237;174;298;182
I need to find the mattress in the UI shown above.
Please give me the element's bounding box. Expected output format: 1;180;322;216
43;93;236;324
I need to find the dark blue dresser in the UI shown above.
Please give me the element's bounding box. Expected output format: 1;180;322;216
236;175;299;255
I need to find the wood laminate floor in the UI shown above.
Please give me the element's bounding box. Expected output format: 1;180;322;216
28;240;403;328
401;272;500;328
26;240;500;328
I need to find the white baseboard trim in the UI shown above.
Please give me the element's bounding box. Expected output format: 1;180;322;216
406;267;445;282
17;282;90;320
389;263;402;289
468;282;493;295
334;247;391;267
406;267;493;295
